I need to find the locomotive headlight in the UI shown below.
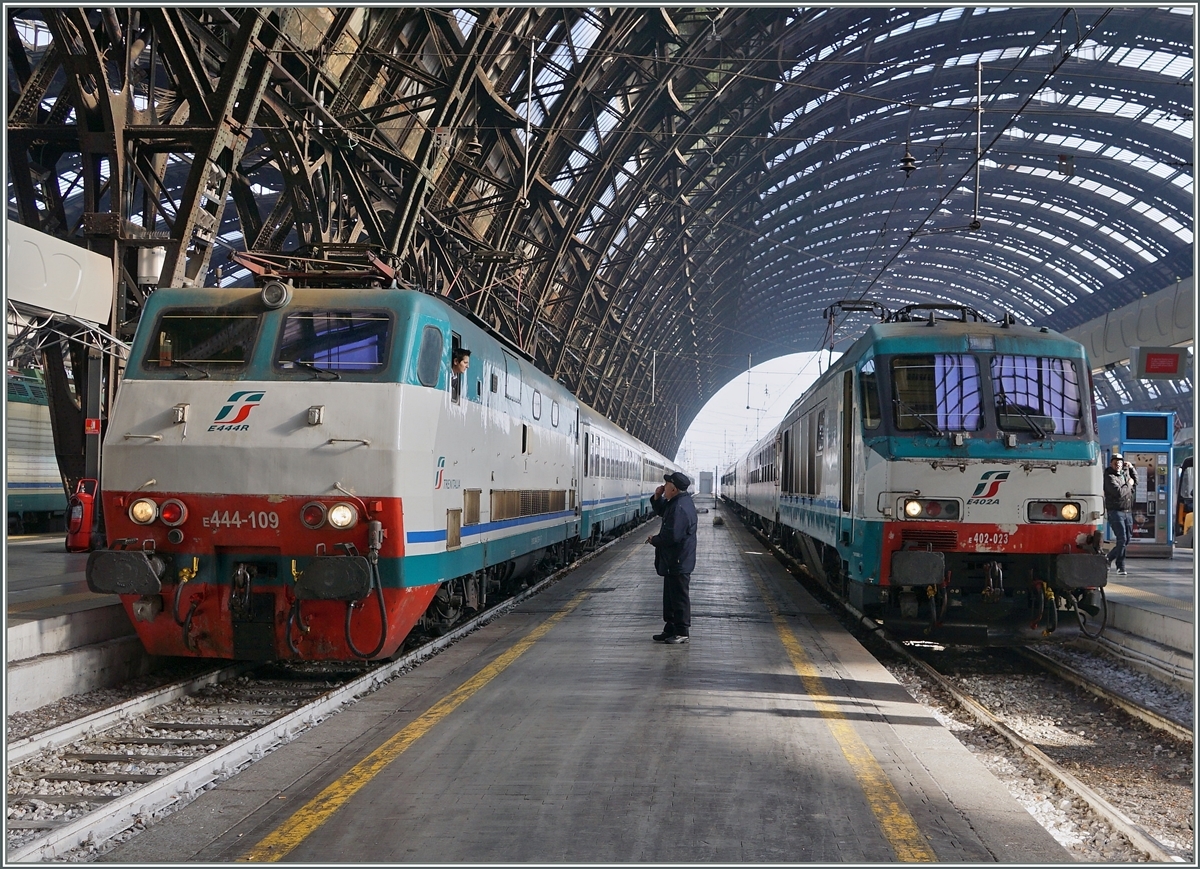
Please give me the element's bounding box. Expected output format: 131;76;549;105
902;498;960;520
159;499;188;527
328;502;358;529
129;498;158;525
1028;501;1082;522
261;280;292;309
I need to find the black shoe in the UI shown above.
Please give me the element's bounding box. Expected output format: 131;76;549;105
653;631;672;642
664;634;689;644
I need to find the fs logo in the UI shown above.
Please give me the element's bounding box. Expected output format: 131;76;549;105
434;456;446;489
968;470;1009;504
208;391;264;432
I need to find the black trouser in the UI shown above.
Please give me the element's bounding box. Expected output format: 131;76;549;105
662;571;691;635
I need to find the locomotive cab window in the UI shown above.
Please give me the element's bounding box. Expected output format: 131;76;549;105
144;310;261;374
991;355;1083;436
415;325;443;387
451;332;464;403
275;310;392;378
891;354;982;432
859;359;881;430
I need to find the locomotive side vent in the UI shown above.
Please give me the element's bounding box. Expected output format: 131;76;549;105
491;489;568;521
901;529;958;551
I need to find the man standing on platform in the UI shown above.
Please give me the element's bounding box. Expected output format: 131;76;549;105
646;471;697;644
1104;453;1135;576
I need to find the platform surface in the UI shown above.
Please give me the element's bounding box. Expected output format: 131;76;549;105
5;534;118;625
104;498;1069;863
1104;547;1193;623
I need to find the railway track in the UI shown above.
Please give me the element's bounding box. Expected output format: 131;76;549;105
5;528;637;862
743;517;1193;863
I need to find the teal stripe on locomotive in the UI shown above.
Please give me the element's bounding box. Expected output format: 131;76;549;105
873;435;1096;462
173;521;580;592
385;520;578;588
778;495;885;584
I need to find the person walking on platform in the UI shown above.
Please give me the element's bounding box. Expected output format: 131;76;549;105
646;471;697;644
1104;453;1135;576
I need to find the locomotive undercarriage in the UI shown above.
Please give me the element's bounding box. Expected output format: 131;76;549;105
94;541;581;660
761;517;1108;645
92;511;652;660
873;549;1108;644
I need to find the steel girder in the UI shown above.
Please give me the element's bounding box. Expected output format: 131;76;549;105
7;7;1193;456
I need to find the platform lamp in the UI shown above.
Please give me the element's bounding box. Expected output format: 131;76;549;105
463;76;483;159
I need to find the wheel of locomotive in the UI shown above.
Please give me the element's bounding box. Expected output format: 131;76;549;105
426;578;465;633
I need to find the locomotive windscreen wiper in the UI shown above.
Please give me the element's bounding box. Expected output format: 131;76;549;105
892;398;941;435
171;360;211;380
996;390;1047;439
292;359;341;380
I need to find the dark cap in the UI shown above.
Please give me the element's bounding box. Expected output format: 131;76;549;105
664;471;691;490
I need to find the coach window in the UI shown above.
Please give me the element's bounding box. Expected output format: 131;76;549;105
532;390;542;420
415;325;443;388
551;400;560;427
859;359;881;430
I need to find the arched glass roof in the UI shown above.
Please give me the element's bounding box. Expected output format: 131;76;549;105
7;6;1193;451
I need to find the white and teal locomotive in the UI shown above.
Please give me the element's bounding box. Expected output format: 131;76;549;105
87;283;676;660
723;303;1107;644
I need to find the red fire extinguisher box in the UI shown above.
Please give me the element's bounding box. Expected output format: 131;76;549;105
66;479;99;552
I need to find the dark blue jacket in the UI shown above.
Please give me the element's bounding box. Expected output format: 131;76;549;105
650;491;697;576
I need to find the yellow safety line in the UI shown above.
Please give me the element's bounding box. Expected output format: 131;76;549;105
241;586;593;862
1105;582;1193;613
748;570;937;862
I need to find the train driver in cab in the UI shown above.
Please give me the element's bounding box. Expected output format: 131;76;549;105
451;348;470;402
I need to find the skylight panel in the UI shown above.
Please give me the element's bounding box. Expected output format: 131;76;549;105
570;15;602;59
452;9;476;38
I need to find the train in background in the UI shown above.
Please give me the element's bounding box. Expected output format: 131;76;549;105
86;283;677;661
722;302;1108;644
7;370;68;534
